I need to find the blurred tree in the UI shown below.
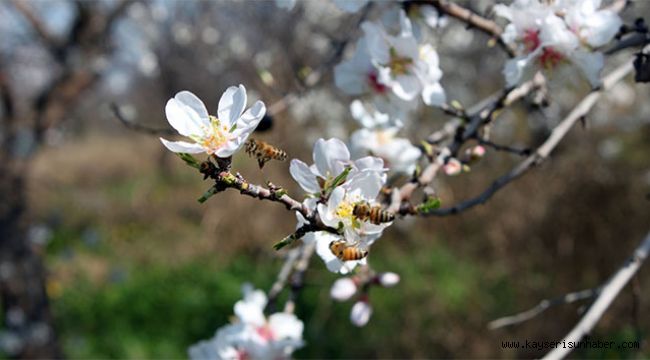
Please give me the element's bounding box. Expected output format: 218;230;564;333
0;1;130;357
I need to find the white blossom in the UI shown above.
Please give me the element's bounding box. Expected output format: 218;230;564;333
378;272;400;287
188;284;304;360
332;0;369;13
330;277;358;301
363;11;446;105
350;300;373;327
160;85;265;157
495;0;621;87
275;0;296;10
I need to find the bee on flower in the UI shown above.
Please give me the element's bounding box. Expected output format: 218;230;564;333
160;85;265;158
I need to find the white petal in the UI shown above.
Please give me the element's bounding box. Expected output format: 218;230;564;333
391;74;421;101
333;0;368;13
582;10;622;47
165;92;209;136
218;84;247;128
268;313;304;341
160;138;204;153
422;82;446;106
330;278;357;301
236;100;266;133
290;159;321;194
347;170;384;200
378;272;400;287
214;136;244;158
313;138;350;178
570;49;604;88
350;301;372;327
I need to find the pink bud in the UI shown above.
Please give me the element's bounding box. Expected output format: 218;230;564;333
350;300;373;327
471;145;486;158
378;272;400;287
330;278;357;301
443;158;462;176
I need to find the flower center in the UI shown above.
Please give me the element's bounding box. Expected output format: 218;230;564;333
335;200;355;221
256;324;275;342
194;115;231;154
523;29;541;52
376;129;393;146
389;47;413;75
539;46;564;69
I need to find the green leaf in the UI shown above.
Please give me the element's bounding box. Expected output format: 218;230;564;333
177;153;201;169
416;197;442;214
322;166;352;198
197;186;219;204
273;234;297;251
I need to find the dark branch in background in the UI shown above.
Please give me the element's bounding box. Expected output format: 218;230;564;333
475;137;531;157
488;287;601;329
110;103;175;135
427;56;636;216
543;230;650;360
429;0;516;57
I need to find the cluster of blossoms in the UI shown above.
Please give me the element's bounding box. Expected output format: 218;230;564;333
334;9;446;122
496;0;622;87
290;138;391;274
189;285;304;360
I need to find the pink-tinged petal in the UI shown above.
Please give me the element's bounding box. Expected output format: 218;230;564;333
214;137;244;158
290;159;320;194
165;91;209;136
218;84;247;128
160;138;204;153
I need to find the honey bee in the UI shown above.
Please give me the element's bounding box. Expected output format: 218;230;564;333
353;202;395;225
329;240;368;261
245;139;287;169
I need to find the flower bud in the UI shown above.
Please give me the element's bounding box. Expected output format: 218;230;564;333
330;278;357;301
470;145;486;159
350;300;373;327
443;158;462;176
378;272;400;287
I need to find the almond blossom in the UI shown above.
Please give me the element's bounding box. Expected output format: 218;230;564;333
495;0;621;87
160;85;265;157
349;101;421;175
188;284;304;360
363;10;446;106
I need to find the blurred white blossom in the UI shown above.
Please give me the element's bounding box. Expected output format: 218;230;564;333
330;277;358;301
188;284;304;360
350;300;373;327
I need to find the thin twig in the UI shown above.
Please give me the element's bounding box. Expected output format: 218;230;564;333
110;103;175;135
488;287;601;330
265;247;301;313
476;137;531;157
427;55;636;216
430;0;516;57
284;241;316;314
543;231;650;360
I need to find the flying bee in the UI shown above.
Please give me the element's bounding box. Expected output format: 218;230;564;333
353;202;395;225
329;240;368;261
245;139;287;169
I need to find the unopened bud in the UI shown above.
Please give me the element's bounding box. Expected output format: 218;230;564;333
471;145;485;158
443;158;462;176
350;300;372;327
330;278;357;301
378;272;400;287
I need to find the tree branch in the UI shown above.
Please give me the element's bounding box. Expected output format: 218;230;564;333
488;287;601;330
427;55;636;216
543;230;650;360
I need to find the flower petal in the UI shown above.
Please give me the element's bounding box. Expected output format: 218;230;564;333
313;138;350;178
165;91;209;136
290;159;321;194
235;100;266;134
160;138;204;153
218;84;247;128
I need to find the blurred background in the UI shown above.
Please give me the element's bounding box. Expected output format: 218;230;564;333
0;0;649;358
